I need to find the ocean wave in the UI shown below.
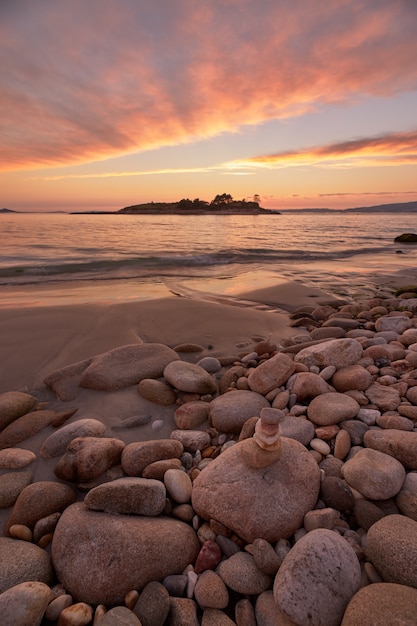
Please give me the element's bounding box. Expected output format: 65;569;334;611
0;245;398;287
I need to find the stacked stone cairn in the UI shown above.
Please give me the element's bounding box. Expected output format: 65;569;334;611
3;293;417;623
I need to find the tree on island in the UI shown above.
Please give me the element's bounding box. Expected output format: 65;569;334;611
211;193;234;206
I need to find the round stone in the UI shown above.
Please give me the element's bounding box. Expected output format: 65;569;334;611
164;469;192;504
163;361;217;394
342;448;405;500
273;528;361;626
137;379;176;406
209;390;269;434
0;537;52;593
341;583;417;625
84;477;167;516
217;552;272;595
366;514;417;588
307;392;359;426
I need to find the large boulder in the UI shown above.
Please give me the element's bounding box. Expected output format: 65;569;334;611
52;502;200;605
294;338;363;370
273;529;361;626
366;514;417;588
78;343;180;391
191;438;320;543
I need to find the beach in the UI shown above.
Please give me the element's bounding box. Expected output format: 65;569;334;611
3;263;417;623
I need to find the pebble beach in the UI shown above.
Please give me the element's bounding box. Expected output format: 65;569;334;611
2;273;417;625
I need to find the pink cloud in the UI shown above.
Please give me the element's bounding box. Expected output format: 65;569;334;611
235;130;417;168
1;0;417;170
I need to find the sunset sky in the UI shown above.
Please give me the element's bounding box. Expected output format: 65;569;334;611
1;0;417;212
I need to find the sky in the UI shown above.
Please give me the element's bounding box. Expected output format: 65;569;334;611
1;0;417;212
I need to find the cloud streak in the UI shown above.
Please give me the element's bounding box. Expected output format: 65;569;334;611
232;129;417;169
1;0;417;170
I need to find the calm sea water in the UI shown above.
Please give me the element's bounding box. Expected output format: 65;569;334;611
1;212;417;306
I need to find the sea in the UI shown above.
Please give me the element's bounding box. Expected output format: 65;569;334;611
1;211;417;307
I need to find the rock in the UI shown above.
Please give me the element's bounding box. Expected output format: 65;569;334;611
201;609;236;625
142;458;182;480
133;581;170;626
320;476;354;512
97;606;141;625
256;591;295;626
191;438;320;543
331;364;373;392
247;352;295;394
319;456;344;478
52;502;199;605
342;448;405;499
138;378;177;405
77;343;180;391
364;429;417;469
304;507;340;531
286;372;330;401
84;477;167;515
0;391;38;430
294;338;363;370
174;401;210;429
0;581;51;626
167;597;199;625
4;481;77;536
209;390;269;434
40;418;107;458
273;528;361;626
334;429;351;460
196;357;222;373
122;439;184;476
396;472;417;521
376;413;414;431
170;429;211;452
0;470;32;508
252;537;282;575
310;438;331;455
217;552;272;594
194;570;229;609
353;500;385;531
365;383;401;412
0;447;36;469
194;541;222;574
163;361;217;395
374;315;412;334
307;392;359;426
340;419;368;446
164;469;192;504
0;537;53;592
58;602;93;625
394;233;417;243
279;415;315;446
54;436;125;482
366;514;417;587
44;357;95;401
341;582;417;626
0;408;76;449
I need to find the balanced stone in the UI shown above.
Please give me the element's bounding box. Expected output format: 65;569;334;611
52;502;200;605
163;361;217;394
341;448;405;499
84;477;167;515
273;528;361;626
191;437;320;543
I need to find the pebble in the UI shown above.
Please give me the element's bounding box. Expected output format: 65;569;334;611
174;401;210;429
194;570;229;609
307;392;360;425
133;581;170;626
342;448;406;499
0;470;32;508
164;468;192;503
137;378;177;405
217;552;272;595
0;581;51;626
0;447;36;469
310;438;331;455
163;361;217;394
195;540;223;574
57;602;93;625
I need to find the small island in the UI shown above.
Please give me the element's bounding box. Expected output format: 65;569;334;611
71;194;280;215
120;193;280;215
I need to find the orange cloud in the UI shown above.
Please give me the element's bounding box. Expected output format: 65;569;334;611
1;1;417;171
232;130;417;169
